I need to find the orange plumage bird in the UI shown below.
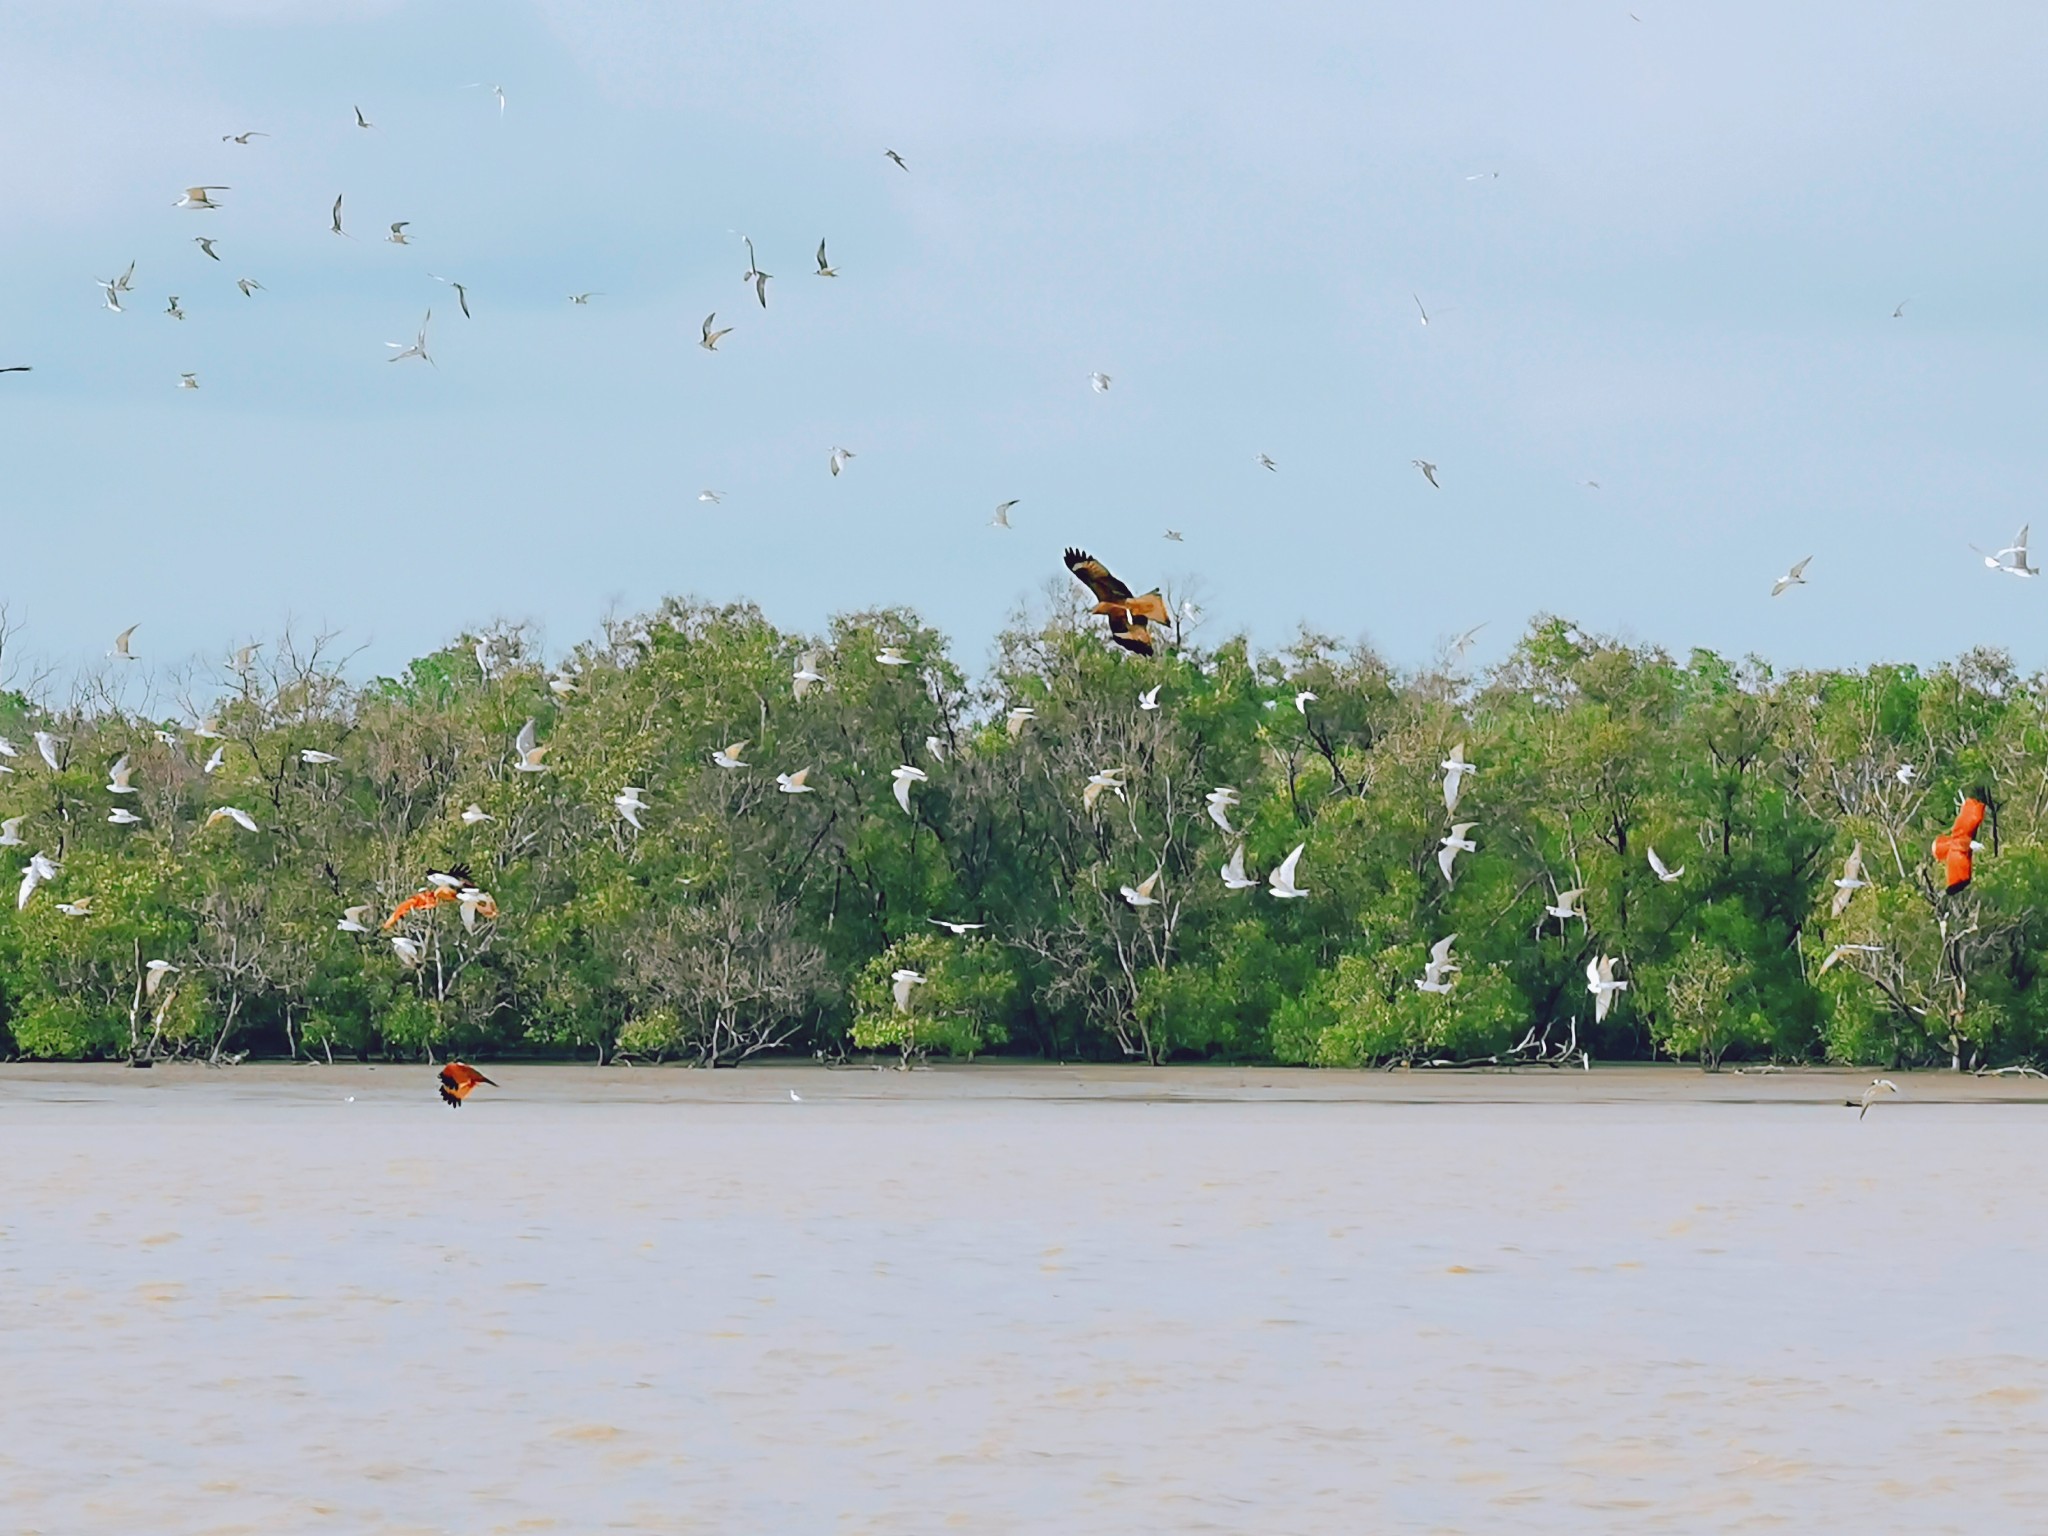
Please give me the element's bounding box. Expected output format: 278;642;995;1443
1933;795;1987;893
437;1060;496;1108
1064;549;1172;655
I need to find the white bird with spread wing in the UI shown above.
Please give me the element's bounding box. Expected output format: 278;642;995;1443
33;732;63;771
614;786;649;829
1414;933;1459;994
1830;841;1868;916
1120;870;1162;908
1771;557;1812;597
17;851;58;910
1438;823;1476;884
1440;743;1475;814
792;651;826;699
1220;845;1258;891
891;764;927;815
1006;707;1035;738
206;806;259;832
513;719;549;773
891;968;925;1012
1976;526;2038;577
712;740;749;770
1267;843;1308;899
1545;886;1586;925
1205;787;1239;835
1083;768;1127;813
776;768;814;795
105;755;137;795
1647;846;1684;883
1586;955;1629;1022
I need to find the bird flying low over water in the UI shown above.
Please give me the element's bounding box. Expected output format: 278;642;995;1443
1064;549;1172;656
438;1060;496;1107
1856;1078;1899;1119
1934;795;1988;893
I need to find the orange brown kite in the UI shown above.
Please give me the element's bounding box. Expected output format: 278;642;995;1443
437;1060;496;1108
1064;548;1172;656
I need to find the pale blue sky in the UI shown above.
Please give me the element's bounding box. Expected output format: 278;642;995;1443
4;1;2046;681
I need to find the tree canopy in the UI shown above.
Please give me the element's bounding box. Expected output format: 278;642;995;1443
0;599;2040;1073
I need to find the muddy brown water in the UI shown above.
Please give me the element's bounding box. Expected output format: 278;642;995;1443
4;1063;2045;1533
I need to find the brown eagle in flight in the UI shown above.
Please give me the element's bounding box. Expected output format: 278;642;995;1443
1064;548;1172;656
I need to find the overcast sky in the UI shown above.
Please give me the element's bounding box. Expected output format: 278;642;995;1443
4;1;2046;682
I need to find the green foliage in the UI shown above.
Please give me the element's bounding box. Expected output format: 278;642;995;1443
3;607;2048;1073
853;932;1018;1062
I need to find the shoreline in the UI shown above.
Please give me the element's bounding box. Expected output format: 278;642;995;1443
5;1058;2048;1108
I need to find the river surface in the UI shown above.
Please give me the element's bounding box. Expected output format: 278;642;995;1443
4;1063;2046;1533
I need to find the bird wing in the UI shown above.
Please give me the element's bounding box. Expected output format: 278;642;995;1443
515;718;537;756
1430;934;1458;967
1221;846;1246;882
1064;549;1134;605
1843;841;1863;882
1648;847;1668;877
893;776;913;814
1438;844;1458;882
1950;797;1987;841
1271;843;1304;888
1939;839;1975;892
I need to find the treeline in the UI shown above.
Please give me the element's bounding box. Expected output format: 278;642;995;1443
0;598;2040;1071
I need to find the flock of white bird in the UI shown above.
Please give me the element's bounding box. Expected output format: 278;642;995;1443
10;97;1975;1068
